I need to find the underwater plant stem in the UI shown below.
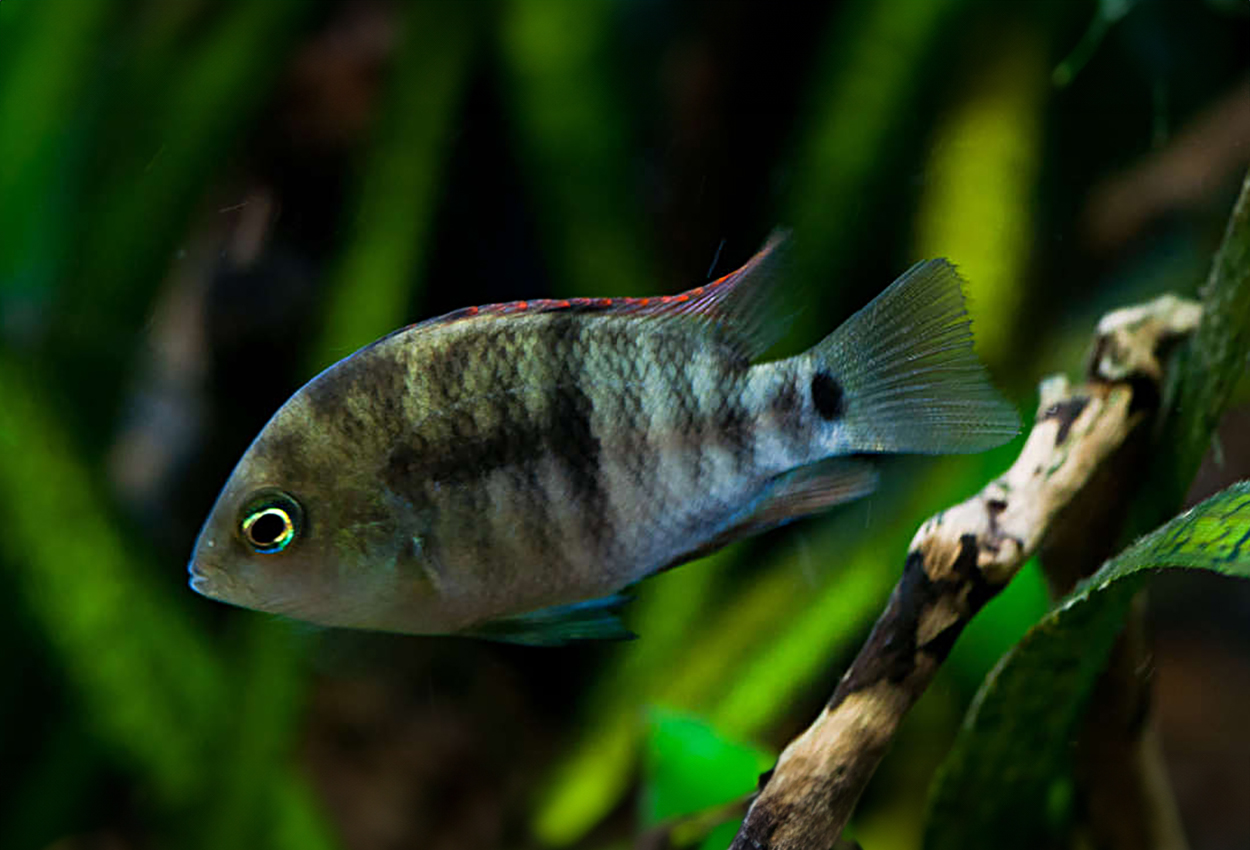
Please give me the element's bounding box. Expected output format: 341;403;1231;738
1066;602;1189;850
729;295;1202;850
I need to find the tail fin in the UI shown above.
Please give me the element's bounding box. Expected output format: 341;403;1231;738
813;259;1020;454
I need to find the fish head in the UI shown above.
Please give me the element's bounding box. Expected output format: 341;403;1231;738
187;387;438;631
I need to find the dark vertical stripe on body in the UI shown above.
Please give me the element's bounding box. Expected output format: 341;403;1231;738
713;357;756;474
537;314;613;555
668;347;707;487
303;344;411;446
771;367;809;453
547;380;610;544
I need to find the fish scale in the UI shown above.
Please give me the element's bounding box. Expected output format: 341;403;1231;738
188;234;1020;643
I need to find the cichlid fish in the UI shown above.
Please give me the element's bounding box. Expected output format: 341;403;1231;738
188;234;1018;644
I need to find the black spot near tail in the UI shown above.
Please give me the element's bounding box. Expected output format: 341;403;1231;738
811;371;845;421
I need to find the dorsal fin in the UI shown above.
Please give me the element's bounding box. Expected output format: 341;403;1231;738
395;231;791;361
626;229;790;359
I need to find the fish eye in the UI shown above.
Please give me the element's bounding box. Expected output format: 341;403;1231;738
239;490;303;554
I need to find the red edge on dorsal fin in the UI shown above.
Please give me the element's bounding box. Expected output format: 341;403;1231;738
395;231;788;345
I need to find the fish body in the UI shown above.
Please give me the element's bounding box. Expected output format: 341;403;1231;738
188;235;1018;643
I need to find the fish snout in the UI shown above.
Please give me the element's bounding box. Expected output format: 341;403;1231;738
187;535;230;599
187;555;221;598
188;569;215;597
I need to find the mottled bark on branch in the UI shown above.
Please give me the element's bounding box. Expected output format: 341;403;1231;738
729;295;1200;850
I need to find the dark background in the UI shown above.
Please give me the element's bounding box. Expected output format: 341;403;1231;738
1;1;1248;848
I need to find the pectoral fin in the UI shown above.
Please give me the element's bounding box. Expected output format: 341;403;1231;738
742;457;879;529
465;594;637;646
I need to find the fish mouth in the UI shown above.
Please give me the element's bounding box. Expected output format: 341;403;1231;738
187;540;250;604
187;561;219;598
187;538;225;599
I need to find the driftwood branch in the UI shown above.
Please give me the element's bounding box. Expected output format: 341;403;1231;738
729;295;1201;850
1038;301;1198;850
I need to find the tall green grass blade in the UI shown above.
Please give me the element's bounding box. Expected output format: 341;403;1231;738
0;0;112;310
0;358;336;847
706;551;894;739
912;31;1047;368
51;0;311;422
1053;0;1141;88
0;360;225;805
314;0;476;367
783;0;966;341
499;0;658;297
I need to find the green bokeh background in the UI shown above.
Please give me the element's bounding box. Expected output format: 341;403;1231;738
1;1;1248;848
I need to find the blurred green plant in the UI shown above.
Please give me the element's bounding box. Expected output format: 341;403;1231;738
0;0;110;305
1053;0;1142;87
642;708;772;829
913;28;1047;369
42;0;312;429
784;0;966;338
0;360;336;850
499;0;658;297
315;0;477;367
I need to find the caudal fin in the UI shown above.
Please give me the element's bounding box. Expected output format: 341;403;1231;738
813;259;1020;454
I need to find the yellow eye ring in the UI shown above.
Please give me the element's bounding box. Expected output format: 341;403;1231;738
239;491;302;554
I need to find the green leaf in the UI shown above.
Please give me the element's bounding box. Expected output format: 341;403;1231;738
923;481;1250;850
1166;171;1250;487
642;708;772;828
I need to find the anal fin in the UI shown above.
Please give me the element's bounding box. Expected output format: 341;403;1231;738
657;458;879;572
744;457;879;530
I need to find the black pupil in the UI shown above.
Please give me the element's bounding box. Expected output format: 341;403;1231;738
250;511;288;546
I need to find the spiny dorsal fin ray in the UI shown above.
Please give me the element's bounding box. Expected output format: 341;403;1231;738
633;228;791;360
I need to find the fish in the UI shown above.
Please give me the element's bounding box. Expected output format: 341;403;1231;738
187;233;1019;645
